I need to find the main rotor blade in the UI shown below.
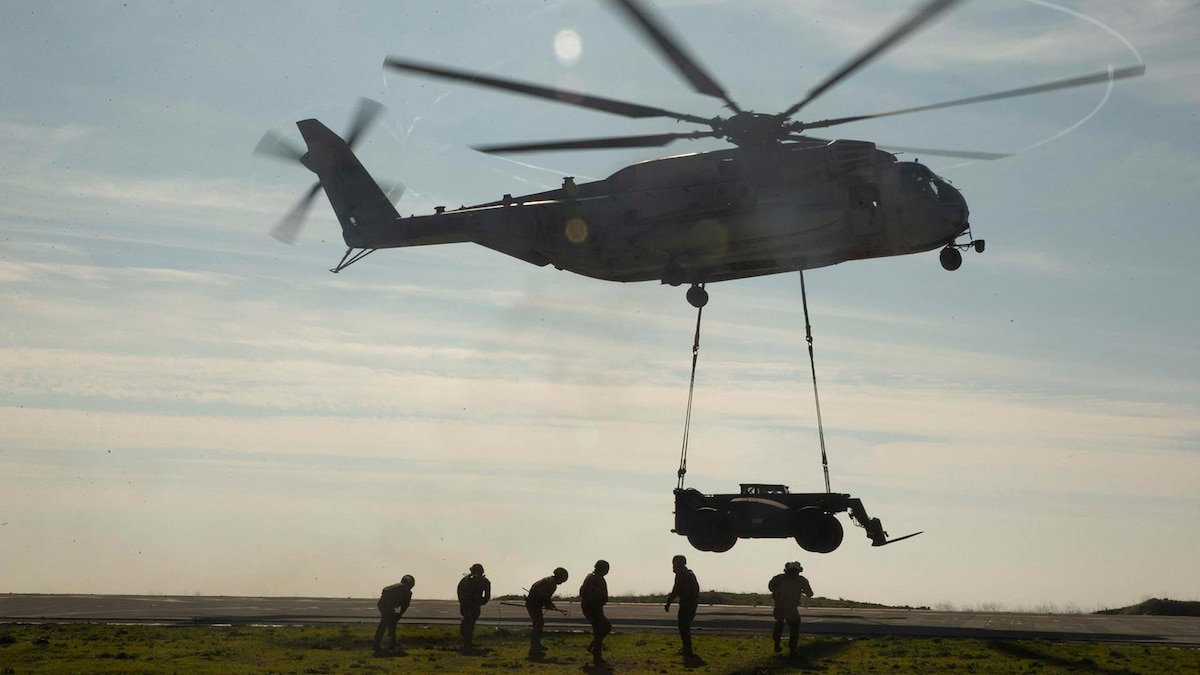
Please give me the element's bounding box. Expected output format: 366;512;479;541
384;57;710;125
253;130;306;163
877;145;1011;160
473;130;717;154
797;64;1146;131
344;98;385;149
270;182;322;244
781;0;965;119
782;135;1008;158
607;0;741;112
784;135;1007;160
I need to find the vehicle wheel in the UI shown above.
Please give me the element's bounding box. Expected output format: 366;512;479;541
708;527;737;553
939;246;962;271
687;507;735;552
793;507;844;554
686;285;708;308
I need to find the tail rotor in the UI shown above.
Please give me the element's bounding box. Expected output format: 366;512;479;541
254;98;387;244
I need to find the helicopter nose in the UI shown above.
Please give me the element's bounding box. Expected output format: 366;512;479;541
938;182;968;229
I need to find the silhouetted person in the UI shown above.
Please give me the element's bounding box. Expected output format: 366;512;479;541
769;561;813;657
372;575;414;652
525;567;568;657
664;554;699;657
580;560;612;665
456;563;491;652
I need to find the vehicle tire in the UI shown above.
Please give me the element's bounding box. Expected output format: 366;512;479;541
793;507;844;553
708;527;737;553
687;507;736;552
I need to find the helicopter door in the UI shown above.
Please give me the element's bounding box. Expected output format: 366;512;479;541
847;184;881;237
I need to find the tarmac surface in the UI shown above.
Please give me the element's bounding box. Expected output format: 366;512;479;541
3;595;1198;647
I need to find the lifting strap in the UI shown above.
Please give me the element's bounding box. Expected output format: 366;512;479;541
801;270;833;494
676;300;703;490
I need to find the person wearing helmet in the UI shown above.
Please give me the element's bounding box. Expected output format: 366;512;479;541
664;554;700;658
372;574;415;652
768;561;813;658
579;560;611;665
525;567;568;658
456;563;492;653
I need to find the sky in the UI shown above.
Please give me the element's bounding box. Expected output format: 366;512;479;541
1;0;1198;612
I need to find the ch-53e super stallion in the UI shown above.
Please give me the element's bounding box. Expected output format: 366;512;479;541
256;0;1141;308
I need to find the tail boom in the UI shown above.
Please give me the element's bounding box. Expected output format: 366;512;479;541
297;119;467;251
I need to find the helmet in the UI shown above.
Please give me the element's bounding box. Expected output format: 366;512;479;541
470;563;485;575
401;574;416;586
553;567;569;582
784;561;803;573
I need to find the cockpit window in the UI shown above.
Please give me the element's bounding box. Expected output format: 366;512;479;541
741;484;789;495
900;163;957;203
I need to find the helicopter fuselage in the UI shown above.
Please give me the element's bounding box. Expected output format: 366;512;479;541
351;139;969;285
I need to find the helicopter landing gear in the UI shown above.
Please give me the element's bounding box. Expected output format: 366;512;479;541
686;284;708;308
940;228;985;271
939;246;962;271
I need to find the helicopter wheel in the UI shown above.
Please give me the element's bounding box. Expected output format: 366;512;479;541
939;246;963;271
686;285;708;308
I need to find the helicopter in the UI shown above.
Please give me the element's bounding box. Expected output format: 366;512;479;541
256;0;1143;308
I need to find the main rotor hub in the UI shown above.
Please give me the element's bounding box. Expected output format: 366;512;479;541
715;112;787;147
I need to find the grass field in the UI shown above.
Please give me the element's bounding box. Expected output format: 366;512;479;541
2;623;1198;674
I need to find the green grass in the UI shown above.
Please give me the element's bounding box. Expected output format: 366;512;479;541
1;623;1197;674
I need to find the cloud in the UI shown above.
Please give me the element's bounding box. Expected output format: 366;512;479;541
852;439;1200;501
0;119;89;167
0;260;237;287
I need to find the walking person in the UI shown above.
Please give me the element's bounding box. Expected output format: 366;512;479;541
456;563;491;653
371;575;414;652
664;555;699;657
525;567;569;658
580;560;612;665
769;561;813;658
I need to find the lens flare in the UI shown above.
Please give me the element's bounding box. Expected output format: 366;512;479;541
554;29;582;65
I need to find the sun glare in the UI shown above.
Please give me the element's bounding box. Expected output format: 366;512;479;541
554;28;582;65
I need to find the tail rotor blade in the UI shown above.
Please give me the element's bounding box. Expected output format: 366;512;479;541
377;179;406;204
270;181;322;244
254;130;306;163
344;98;385;149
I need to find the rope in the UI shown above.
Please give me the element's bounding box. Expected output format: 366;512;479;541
676;299;704;490
800;271;832;494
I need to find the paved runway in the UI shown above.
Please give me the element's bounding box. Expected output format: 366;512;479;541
2;595;1198;647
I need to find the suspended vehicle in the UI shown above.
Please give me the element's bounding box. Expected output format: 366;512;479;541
255;0;1143;307
673;483;921;553
669;271;923;553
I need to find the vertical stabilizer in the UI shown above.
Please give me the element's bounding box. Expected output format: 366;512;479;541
297;119;398;248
